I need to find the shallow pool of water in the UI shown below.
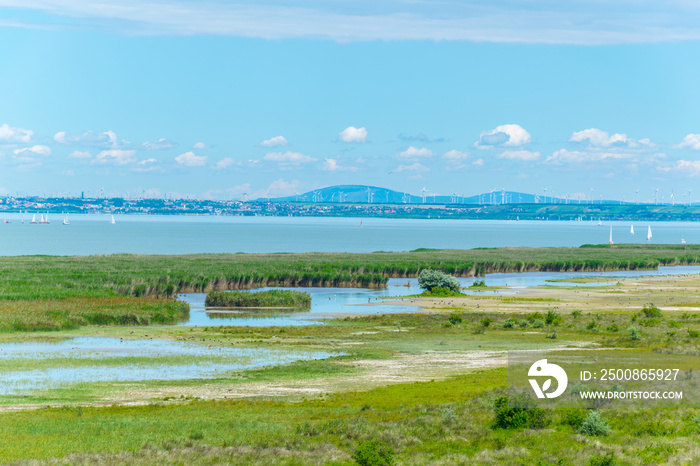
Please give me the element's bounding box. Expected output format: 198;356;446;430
0;337;338;395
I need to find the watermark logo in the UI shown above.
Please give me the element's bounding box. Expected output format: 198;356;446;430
528;359;568;399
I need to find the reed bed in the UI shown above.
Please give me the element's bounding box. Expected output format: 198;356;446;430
0;297;189;332
205;290;311;310
0;245;699;299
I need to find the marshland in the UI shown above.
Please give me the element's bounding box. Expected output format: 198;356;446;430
0;246;699;464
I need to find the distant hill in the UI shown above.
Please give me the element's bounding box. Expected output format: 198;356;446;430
269;185;570;205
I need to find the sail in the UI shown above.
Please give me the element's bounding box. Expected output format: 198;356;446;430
609;226;613;244
647;225;652;241
630;225;634;235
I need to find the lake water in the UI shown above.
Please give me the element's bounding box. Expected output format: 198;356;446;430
178;265;700;327
0;214;697;255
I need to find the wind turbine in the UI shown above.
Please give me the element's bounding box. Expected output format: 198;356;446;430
366;186;372;203
654;188;660;205
671;190;675;206
635;189;639;205
421;187;428;204
590;187;594;205
689;188;693;206
543;187;548;204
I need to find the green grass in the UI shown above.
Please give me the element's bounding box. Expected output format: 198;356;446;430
0;297;188;332
0;367;697;465
205;290;311;310
1;245;700;300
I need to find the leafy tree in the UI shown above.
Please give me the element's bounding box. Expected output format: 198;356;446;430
418;269;460;292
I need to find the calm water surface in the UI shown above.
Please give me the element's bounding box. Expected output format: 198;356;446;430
0;214;697;255
178;265;700;327
0;337;338;395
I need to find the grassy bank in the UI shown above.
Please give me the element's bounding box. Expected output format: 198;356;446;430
0;297;189;332
205;290;311;310
2;245;700;300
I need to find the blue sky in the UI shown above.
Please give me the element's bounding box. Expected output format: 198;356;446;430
1;1;700;202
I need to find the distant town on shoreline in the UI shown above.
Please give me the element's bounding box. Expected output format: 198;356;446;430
2;185;700;221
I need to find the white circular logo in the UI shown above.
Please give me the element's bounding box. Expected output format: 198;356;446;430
528;359;568;399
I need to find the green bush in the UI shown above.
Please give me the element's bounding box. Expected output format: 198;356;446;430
493;395;549;429
578;411;612;436
422;286;463;297
502;319;516;329
481;318;493;327
561;409;586;428
688;329;700;338
628;326;641;340
418;269;460;292
352;440;395;466
589;452;616;466
533;319;545;328
545;310;562;326
641;304;662;318
448;313;463;325
572;310;582;319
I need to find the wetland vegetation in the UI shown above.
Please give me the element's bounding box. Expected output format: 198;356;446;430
205;290;312;310
1;247;700;464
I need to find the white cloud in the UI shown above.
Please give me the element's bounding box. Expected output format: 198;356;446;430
545;148;635;164
250;179;300;199
570;128;628;147
0;124;33;143
260;135;288;147
62;170;75;176
660;160;700;176
675;134;700;150
214;158;235;170
68;150;92;159
138;158;157;165
142;138;175;150
193;142;210;149
338;126;367;143
13;145;51;156
569;128;656;149
94;149;137;165
395;162;429;173
396;146;435;159
321;158;357;172
475;124;531;148
263;151;316;163
442;150;469;160
496;150;541;161
175;151;207;167
473;158;484;167
54;129;124;147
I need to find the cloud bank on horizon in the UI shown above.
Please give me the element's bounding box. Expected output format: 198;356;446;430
2;0;700;44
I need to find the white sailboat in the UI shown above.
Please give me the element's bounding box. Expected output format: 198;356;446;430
598;219;602;226
609;226;614;245
630;225;634;236
110;214;116;225
30;214;37;224
647;225;652;241
63;213;70;225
